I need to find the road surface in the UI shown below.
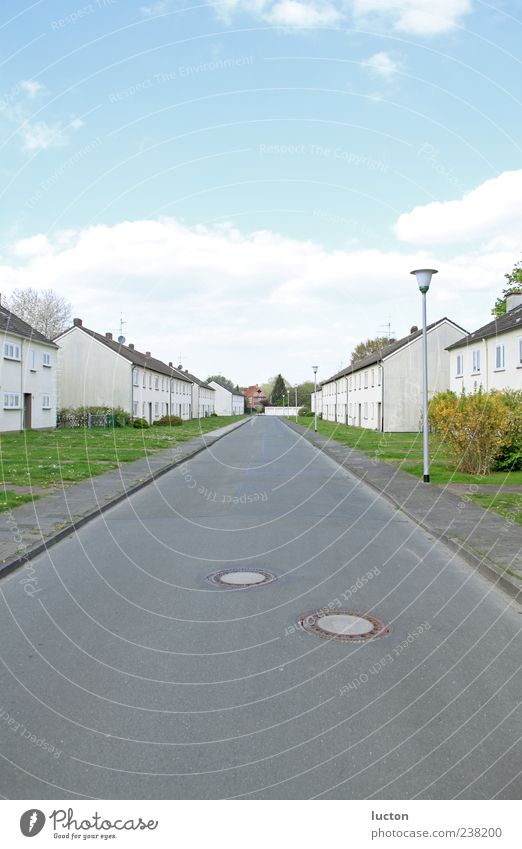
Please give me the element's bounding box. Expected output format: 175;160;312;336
1;416;520;799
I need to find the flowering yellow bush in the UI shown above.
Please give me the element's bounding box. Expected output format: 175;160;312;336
428;389;512;475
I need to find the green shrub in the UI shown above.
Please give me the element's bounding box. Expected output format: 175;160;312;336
492;389;522;471
154;415;183;427
429;389;511;475
299;407;313;417
57;406;131;428
133;417;149;429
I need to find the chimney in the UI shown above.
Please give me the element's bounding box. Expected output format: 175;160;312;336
506;292;522;312
410;325;418;333
185;369;189;373
146;351;151;358
105;332;113;340
178;364;182;370
128;343;134;350
73;317;82;327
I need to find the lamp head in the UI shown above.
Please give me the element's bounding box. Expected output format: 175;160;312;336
312;365;318;374
411;268;438;294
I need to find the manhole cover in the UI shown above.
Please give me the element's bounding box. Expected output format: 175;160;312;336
208;568;277;588
298;609;390;642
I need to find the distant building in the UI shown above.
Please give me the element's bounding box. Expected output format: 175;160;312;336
0;300;57;432
242;385;269;408
209;379;245;415
447;294;522;394
55;319;193;423
175;365;216;418
313;317;467;432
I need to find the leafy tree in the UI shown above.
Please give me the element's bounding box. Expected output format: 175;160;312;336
350;336;395;364
271;373;287;404
6;287;71;339
207;374;235;392
492;258;522;317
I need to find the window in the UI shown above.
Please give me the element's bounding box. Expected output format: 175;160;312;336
154;402;159;416
495;344;505;370
3;393;20;409
4;342;20;360
364;372;368;388
42;352;51;367
377;368;381;386
371;369;374;387
132;368;139;386
363;402;368;419
472;349;481;373
348;377;352;391
42;395;51;409
518;337;522;366
142;372;146;388
149;375;152;389
456;353;464;377
155;377;159;390
30;350;36;370
142;402;146;416
161;378;164;391
370;402;374;419
133;401;138;416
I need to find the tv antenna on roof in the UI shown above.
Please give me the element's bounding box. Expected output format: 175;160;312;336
117;314;127;345
377;321;395;339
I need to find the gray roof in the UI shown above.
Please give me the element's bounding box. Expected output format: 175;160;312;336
175;367;215;391
210;378;244;397
59;324;192;382
446;304;522;350
0;305;58;347
320;318;467;386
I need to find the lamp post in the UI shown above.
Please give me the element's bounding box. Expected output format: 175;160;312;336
294;383;298;423
410;268;438;483
312;366;318;432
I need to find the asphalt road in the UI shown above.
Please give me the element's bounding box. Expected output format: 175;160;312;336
1;416;521;799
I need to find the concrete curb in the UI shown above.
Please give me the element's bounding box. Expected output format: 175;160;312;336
282;419;522;603
0;418;249;581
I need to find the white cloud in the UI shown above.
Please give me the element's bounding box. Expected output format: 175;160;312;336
140;1;169;16
19;79;44;98
217;0;472;34
19;121;68;152
395;169;522;247
0;215;511;382
363;51;402;78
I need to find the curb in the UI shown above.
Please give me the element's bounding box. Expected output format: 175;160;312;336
282;419;522;603
0;418;249;581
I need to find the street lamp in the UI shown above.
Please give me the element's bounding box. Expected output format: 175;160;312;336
410;268;438;483
294;383;298;423
312;366;318;432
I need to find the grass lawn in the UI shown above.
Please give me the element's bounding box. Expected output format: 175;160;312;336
0;417;245;511
294;417;522;521
470;493;522;526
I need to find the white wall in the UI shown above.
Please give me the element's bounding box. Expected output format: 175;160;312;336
209;381;232;415
57;328;131;411
264;406;300;416
449;327;522;395
1;335;57;432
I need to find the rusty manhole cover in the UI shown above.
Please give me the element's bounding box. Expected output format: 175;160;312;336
208;568;277;588
298;609;390;642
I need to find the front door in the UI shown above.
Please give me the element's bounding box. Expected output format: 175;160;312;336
24;393;32;429
148;402;152;425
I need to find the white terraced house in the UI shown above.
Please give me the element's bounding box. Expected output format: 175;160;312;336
447;293;522;394
174;366;216;418
209;379;245;415
0;300;57;432
54;319;193;423
313;317;467;433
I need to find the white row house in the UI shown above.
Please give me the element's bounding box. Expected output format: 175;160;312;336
209;379;245;416
175;366;216;418
313;317;467;432
55;319;194;423
447;293;522;394
0;300;57;432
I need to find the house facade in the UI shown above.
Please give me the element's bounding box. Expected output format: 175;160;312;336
175;366;216;418
55;319;193;423
447;294;522;394
209;380;245;415
313;318;467;433
0;302;57;432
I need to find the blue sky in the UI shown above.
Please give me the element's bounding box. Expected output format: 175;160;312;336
1;0;521;384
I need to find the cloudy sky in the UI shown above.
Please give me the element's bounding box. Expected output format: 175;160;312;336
0;0;520;384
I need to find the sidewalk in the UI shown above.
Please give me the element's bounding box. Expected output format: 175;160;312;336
0;418;247;579
283;419;522;600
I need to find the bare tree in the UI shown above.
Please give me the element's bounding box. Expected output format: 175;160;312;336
6;288;71;339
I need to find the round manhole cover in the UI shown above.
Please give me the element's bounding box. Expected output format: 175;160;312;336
298;609;390;642
208;568;277;588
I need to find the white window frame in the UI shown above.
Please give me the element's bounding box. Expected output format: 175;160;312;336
132;368;139;386
518;337;522;366
363;402;368;420
155;377;159;391
456;353;464;377
3;342;20;360
30;350;36;371
42;394;51;409
42;352;51;367
495;343;505;371
364;372;368;388
472;349;481;374
133;400;138;416
3;392;20;409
